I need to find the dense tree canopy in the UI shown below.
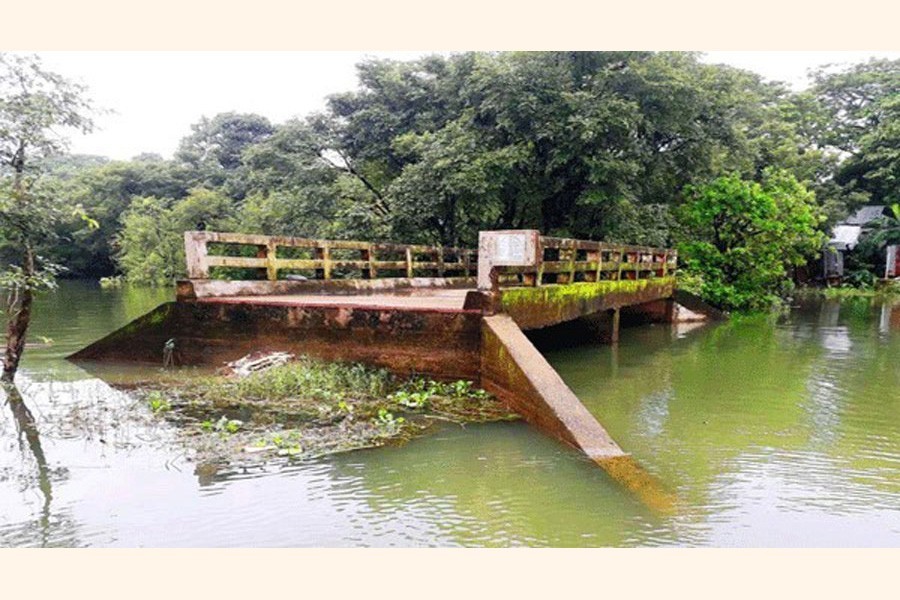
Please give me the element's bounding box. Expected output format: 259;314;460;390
808;58;900;207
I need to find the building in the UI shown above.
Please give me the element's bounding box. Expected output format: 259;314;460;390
886;244;899;278
823;205;893;282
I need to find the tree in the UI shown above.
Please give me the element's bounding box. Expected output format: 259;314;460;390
0;53;95;382
53;157;194;277
320;52;818;247
809;59;900;207
676;170;826;311
175;112;274;197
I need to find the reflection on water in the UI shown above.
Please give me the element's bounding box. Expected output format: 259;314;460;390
3;385;53;546
1;283;899;546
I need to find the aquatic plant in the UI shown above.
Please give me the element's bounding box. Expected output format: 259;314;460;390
99;276;124;289
146;391;171;414
375;408;405;429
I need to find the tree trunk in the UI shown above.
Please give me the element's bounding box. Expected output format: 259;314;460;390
2;246;35;384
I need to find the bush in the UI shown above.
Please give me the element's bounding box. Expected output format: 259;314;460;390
677;170;826;311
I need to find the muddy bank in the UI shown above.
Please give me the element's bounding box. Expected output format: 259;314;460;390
131;356;519;472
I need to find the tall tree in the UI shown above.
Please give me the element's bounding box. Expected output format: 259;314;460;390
0;53;95;382
322;52;818;247
175;112;274;197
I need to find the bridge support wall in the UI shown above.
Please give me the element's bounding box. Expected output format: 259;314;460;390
70;301;483;381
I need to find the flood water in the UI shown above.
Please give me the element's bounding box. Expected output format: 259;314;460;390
1;281;899;547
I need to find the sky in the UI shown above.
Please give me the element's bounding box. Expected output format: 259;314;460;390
28;51;900;161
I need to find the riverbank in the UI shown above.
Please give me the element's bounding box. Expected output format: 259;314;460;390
133;356;519;469
795;280;900;301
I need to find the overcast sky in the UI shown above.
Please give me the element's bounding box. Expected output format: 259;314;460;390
28;51;900;161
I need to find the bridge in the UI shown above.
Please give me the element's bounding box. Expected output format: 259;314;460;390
72;230;718;511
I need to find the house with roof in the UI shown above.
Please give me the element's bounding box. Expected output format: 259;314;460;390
823;205;898;282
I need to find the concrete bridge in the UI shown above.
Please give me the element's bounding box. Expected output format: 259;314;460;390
72;230;717;510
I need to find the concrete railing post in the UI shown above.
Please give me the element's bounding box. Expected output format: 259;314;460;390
265;240;278;281
477;230;541;292
184;231;209;279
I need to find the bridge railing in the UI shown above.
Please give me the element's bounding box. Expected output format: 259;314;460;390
477;230;676;291
184;231;477;281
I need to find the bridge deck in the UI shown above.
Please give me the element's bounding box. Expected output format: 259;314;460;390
195;288;473;311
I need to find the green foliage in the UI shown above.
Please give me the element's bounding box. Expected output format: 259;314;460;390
48;157;195;277
98;275;124;288
375;407;405;428
809;59;900;208
175;112;274;197
197;416;243;434
146;391;171;413
116;188;237;285
192;356;395;405
324;52;809;246
677;170;826;311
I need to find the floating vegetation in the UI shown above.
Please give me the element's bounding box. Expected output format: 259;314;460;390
134;356;518;467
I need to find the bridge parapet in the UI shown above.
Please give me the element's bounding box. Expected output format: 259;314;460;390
477;230;676;292
185;230;478;282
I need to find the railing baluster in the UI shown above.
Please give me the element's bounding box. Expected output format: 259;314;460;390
256;244;269;281
266;240;277;281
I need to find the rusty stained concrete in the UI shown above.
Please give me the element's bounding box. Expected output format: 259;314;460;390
71;301;484;381
177;276;476;300
195;289;473;312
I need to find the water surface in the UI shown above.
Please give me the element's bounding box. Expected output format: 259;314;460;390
1;282;898;546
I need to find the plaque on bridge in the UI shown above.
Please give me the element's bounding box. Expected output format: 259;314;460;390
494;232;529;265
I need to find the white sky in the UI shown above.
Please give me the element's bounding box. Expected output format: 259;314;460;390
28;51;900;161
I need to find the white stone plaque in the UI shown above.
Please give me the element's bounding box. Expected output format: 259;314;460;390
495;233;527;264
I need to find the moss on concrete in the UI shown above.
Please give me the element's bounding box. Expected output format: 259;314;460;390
501;278;667;309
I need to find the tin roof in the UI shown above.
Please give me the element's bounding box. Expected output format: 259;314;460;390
844;205;888;226
828;225;862;251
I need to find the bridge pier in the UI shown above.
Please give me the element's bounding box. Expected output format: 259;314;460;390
608;308;621;344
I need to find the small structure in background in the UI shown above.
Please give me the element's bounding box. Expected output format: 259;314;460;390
885;245;899;279
823;205;893;284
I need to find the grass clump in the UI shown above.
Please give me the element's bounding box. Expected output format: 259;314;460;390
138;356;517;467
798;279;900;301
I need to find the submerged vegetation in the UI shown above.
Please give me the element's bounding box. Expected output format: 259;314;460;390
135;356;518;466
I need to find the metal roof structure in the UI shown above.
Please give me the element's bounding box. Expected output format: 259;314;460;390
844;205;889;226
828;225;862;251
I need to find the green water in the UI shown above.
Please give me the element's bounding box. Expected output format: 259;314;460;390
1;282;899;546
